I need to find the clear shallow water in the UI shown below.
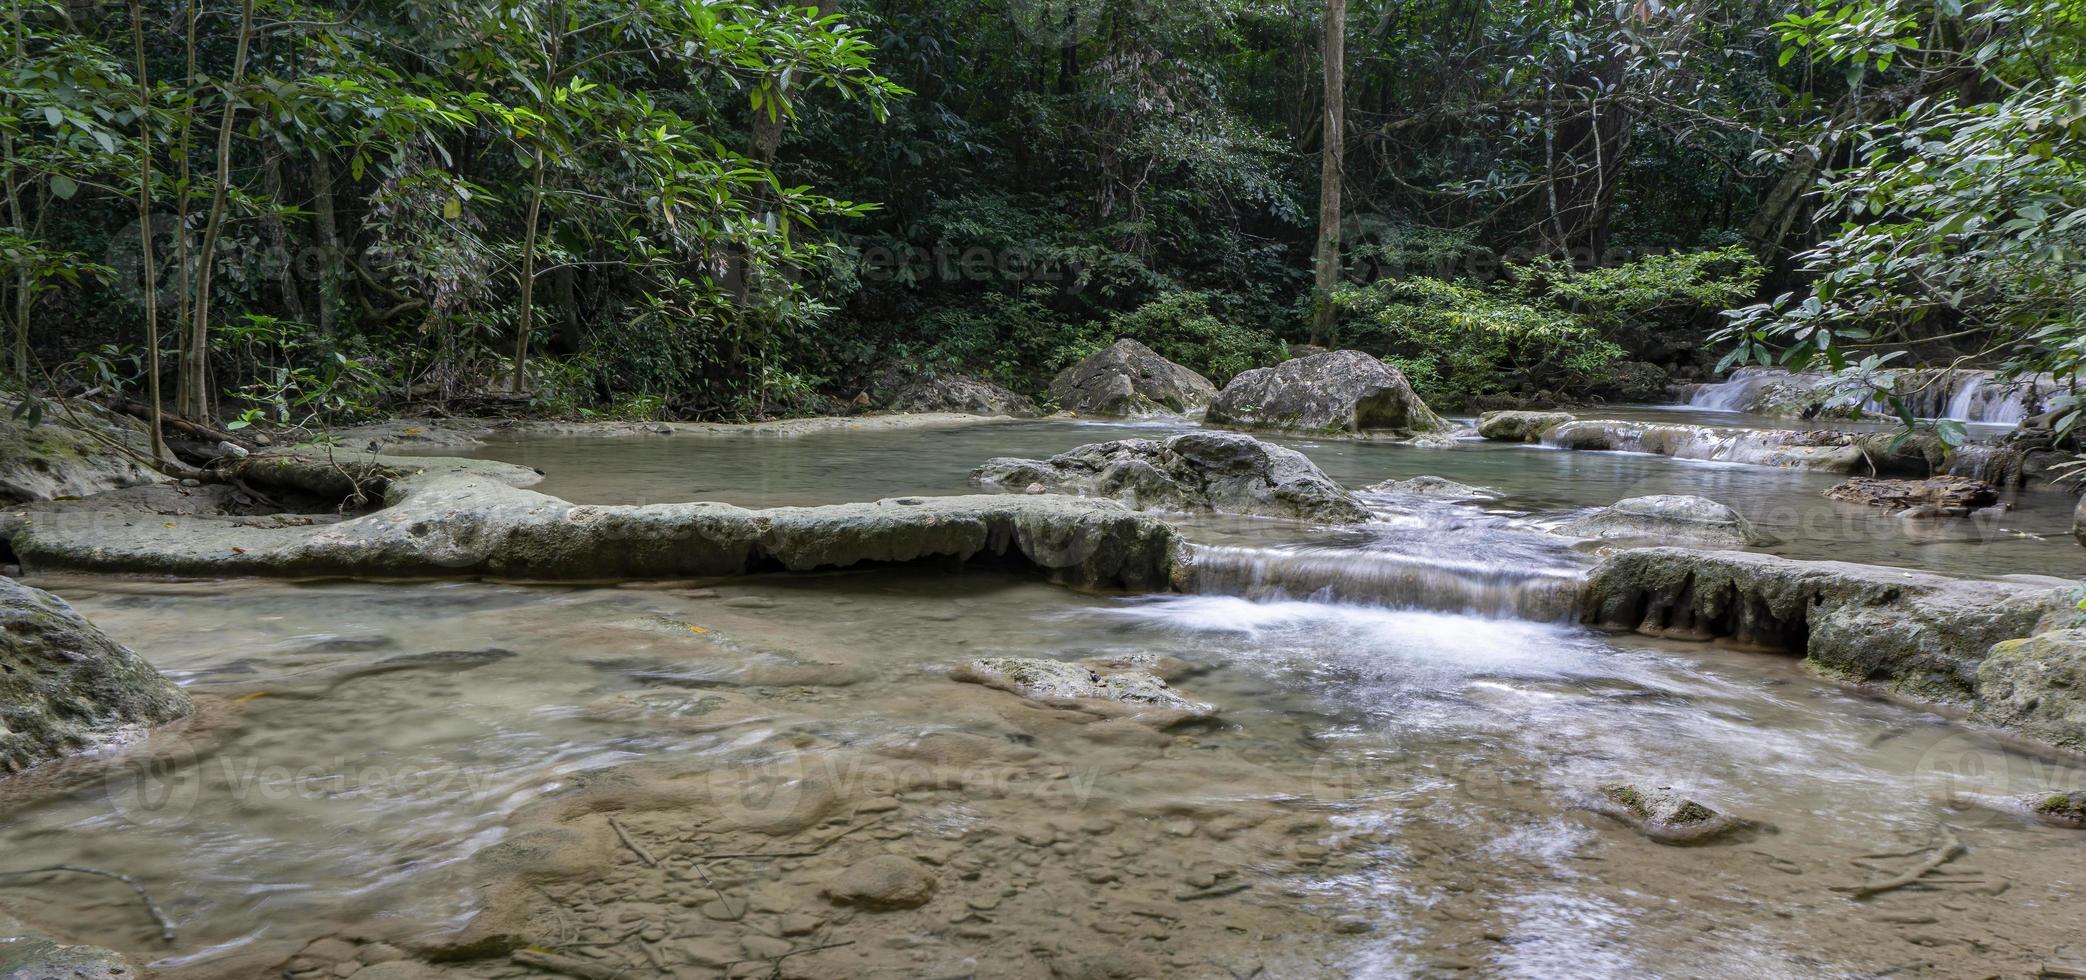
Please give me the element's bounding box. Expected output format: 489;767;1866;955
4;416;2085;978
440;416;2086;578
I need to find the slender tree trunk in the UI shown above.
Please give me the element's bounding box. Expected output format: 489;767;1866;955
310;147;346;337
172;0;199;412
1309;0;1347;348
130;0;166;461
3;0;21;380
511;147;545;392
183;0;258;424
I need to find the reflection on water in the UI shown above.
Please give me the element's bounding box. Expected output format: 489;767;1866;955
3;416;2084;977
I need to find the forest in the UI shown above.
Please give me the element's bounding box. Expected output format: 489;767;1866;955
0;0;2077;434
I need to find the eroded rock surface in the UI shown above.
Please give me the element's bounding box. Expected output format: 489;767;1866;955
1509;418;1947;476
820;855;939;910
0;576;193;772
1587;783;1750;845
1556;495;1775;548
0;397;163;505
9;455;1185;591
1825;476;2001;517
1476;410;1575;443
1048;339;1218;417
952;656;1216;723
888;376;1039;418
1366;475;1497;501
1208;351;1449;437
1977;628;2086;753
971;431;1370;523
1582;547;2068;718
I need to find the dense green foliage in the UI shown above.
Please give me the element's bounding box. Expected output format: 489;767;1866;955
0;0;2080;429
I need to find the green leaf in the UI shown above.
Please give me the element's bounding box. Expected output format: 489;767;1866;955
49;175;78;200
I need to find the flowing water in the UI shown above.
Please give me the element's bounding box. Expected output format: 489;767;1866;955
4;417;2085;978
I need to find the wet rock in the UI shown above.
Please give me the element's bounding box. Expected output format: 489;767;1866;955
1048;339;1218;416
1366;475;1497;501
0;935;135;980
820;854;938;910
0;576;193;772
1541;419;1874;472
1976;629;2086;753
0;396;163;505
2030;792;2086;829
1588;783;1748;845
1582;549;2068;711
1824;476;2001;517
972;431;1370;523
1208;350;1450;437
1556;495;1776;548
888;377;1039;418
1047;948;1161;979
10;455;1186;592
952;656;1216;722
1477;410;1575;442
1587;360;1675;404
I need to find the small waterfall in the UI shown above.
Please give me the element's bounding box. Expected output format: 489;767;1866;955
1182;543;1588;622
1687;367;1786;412
1944;378;1986;423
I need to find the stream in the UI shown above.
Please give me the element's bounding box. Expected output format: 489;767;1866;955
4;413;2085;978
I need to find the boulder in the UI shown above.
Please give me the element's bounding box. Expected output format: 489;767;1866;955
1;576;193;772
1365;476;1497;501
1207;350;1450;437
820;855;938;910
1048;339;1218;416
1581;548;2067;707
1585;361;1675;404
0;933;134;980
1975;629;2086;753
887;376;1039;418
9;455;1186;592
970;431;1371;523
0;396;163;505
952;656;1215;723
1477;410;1575;442
1824;476;2001;517
1587;783;1750;845
1556;495;1775;548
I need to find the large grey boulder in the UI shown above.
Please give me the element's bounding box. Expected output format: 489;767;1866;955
1207;350;1450;437
887;376;1038;418
971;431;1370;523
1556;495;1775;548
1976;629;2086;753
0;396;163;505
1581;548;2066;706
1048;339;1218;416
0;910;135;980
1;576;193;773
10;455;1185;592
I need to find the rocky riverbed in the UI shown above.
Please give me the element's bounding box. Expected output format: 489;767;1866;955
5;392;2086;979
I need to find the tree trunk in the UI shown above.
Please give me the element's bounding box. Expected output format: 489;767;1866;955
1309;0;1347;348
309;147;347;339
182;0;257;424
511;147;545;392
129;0;166;461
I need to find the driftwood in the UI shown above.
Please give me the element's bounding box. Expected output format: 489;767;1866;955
1834;826;1968;898
105;397;254;452
0;865;177;942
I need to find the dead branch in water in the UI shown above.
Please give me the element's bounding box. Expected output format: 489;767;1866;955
606;816;658;868
0;864;177;942
1834;825;1968;898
